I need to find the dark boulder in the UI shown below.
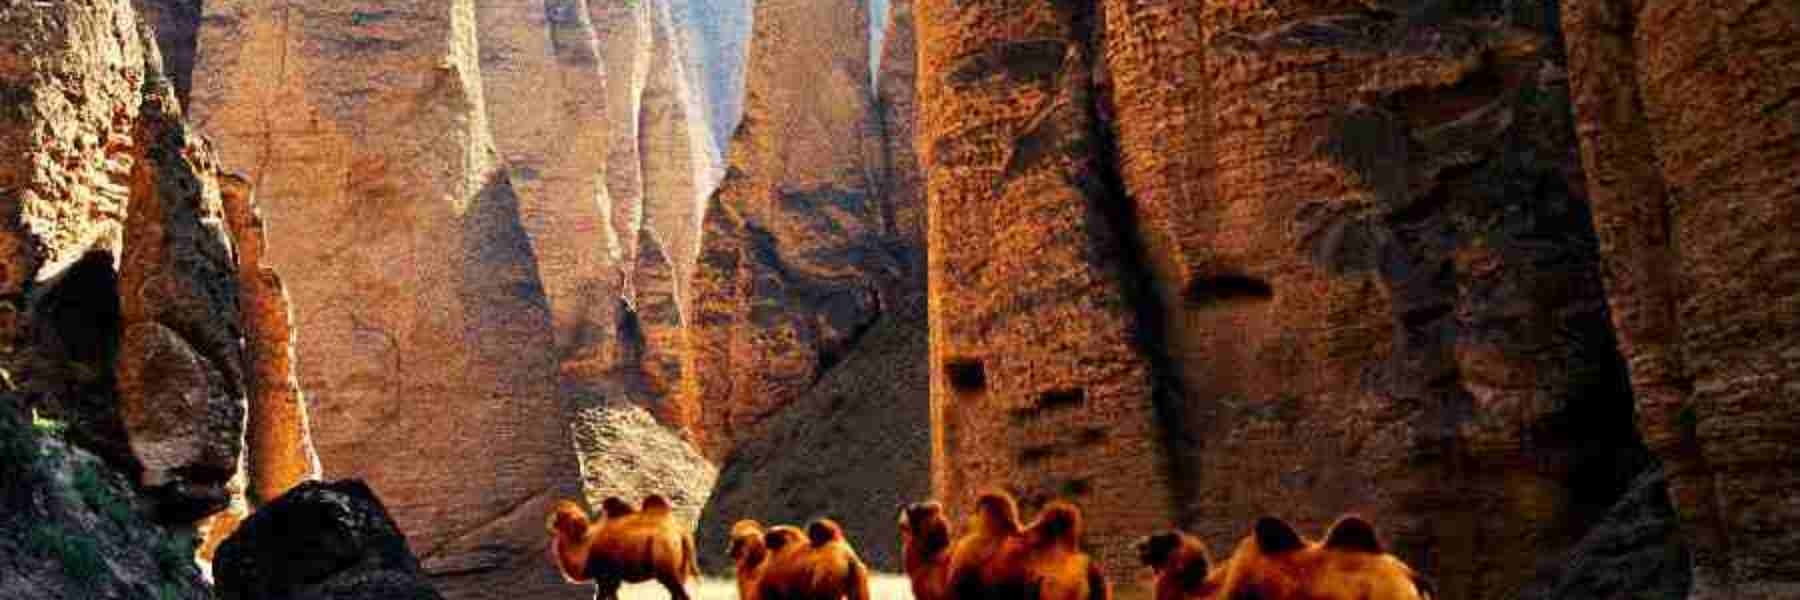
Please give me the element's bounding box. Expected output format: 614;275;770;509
213;480;443;600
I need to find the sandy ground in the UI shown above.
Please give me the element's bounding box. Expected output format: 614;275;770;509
613;575;915;600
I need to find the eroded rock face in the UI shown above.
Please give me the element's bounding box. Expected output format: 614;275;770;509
117;85;249;523
683;0;908;459
0;0;149;467
915;0;1179;580
1560;2;1800;597
132;0;202;104
189;3;580;597
1134;6;1642;599
214;479;444;600
217;174;320;506
1521;467;1692;600
476;0;619;409
919;2;1652;597
695;299;929;573
0;0;269;523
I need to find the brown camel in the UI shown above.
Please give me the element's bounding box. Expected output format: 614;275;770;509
943;491;1109;600
548;494;700;600
1136;515;1433;600
898;501;953;600
755;519;871;600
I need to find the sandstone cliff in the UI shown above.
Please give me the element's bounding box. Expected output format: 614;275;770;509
1;0;314;593
696;299;929;573
1561;1;1800;597
915;0;1178;581
184;2;730;597
187;3;580;598
920;2;1661;598
683;0;906;459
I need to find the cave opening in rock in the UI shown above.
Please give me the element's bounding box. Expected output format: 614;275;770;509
944;358;987;393
42;251;122;369
1184;274;1274;307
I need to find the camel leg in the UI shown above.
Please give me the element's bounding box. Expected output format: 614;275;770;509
594;579;622;600
657;572;692;600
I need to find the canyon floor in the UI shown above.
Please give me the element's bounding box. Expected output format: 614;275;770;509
614;575;916;600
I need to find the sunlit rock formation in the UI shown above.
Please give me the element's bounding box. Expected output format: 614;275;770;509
187;2;579;597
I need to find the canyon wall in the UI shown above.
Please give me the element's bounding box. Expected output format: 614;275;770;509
1561;1;1800;597
690;0;931;569
182;1;734;597
916;0;1180;581
683;0;919;459
186;3;580;598
920;2;1663;598
1;1;314;596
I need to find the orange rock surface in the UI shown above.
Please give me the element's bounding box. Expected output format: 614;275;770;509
915;1;1179;586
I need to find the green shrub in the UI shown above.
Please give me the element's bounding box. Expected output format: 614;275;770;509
26;524;106;581
30;409;68;437
72;463;132;524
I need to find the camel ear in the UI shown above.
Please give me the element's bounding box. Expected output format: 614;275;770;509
807;519;845;546
1253;517;1304;554
1323;515;1383;553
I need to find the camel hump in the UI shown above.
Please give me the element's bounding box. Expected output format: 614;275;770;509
973;491;1022;534
807;519;845;546
1030;502;1082;546
601;497;637;519
641;494;674;515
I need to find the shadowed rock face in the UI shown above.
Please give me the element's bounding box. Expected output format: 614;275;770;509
1560;1;1800;597
696;299;929;574
683;0;919;460
3;0;320;587
1;0;271;524
214;480;444;600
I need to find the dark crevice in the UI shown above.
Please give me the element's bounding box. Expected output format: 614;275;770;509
944;359;987;394
1018;445;1056;466
1037;388;1084;410
136;0;204;106
1184;274;1274;307
1009;388;1088;422
1068;0;1202;522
